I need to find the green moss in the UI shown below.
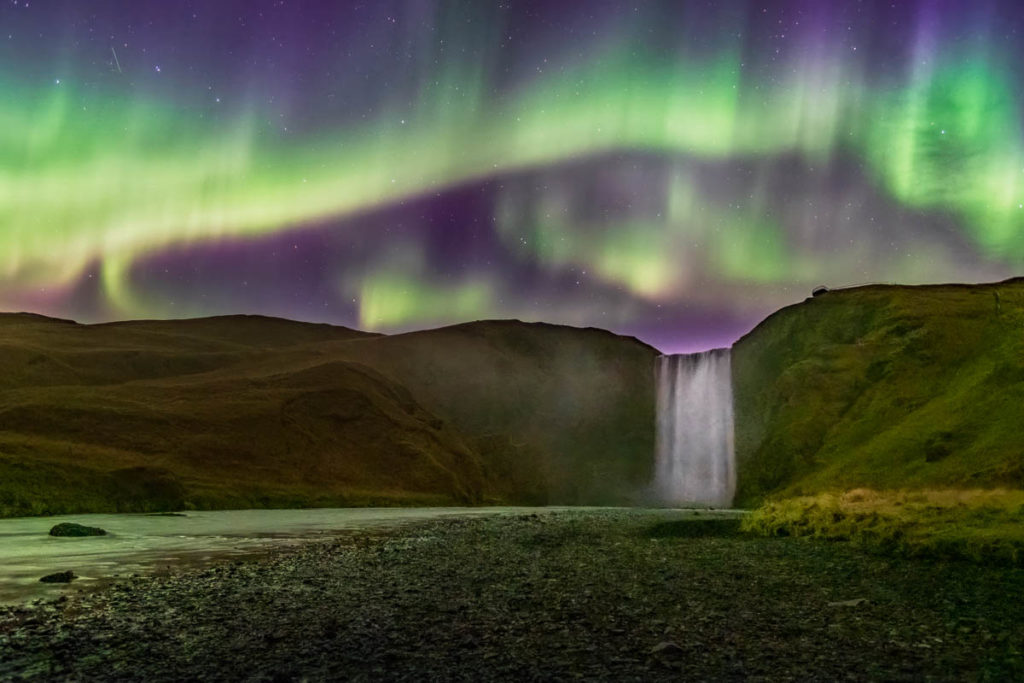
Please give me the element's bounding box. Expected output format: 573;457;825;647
743;489;1024;566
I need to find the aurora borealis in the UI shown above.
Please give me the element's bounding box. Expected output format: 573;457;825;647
3;1;1024;351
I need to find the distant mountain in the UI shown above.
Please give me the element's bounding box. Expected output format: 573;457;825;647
0;314;656;516
732;278;1024;506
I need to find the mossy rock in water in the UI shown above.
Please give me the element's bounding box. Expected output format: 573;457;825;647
49;522;107;537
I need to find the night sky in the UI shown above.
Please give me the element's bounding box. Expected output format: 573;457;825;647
3;1;1023;352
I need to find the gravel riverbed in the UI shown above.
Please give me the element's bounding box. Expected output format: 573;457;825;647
1;510;1022;681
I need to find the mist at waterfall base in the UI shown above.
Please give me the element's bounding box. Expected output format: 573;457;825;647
652;350;737;508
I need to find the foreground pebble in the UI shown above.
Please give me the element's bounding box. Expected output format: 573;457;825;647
2;511;1022;681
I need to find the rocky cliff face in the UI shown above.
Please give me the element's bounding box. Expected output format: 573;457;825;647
731;279;1024;506
0;314;656;515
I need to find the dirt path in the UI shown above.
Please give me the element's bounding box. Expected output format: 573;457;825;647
2;510;1022;681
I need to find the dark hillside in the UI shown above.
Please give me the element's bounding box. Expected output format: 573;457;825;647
0;314;656;515
331;321;658;504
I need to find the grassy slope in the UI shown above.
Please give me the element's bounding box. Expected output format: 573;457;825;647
732;279;1024;506
0;314;483;515
732;279;1024;562
743;489;1024;565
0;314;656;515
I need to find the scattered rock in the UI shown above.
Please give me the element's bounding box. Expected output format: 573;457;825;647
3;512;1022;681
49;522;107;537
828;598;869;608
649;641;685;656
645;518;742;538
39;571;77;584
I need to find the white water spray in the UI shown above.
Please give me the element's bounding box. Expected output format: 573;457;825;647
653;349;736;507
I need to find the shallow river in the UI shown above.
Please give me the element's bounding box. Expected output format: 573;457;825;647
0;507;556;604
0;506;746;604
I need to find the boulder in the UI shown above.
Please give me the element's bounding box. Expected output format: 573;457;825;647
49;522;107;537
39;570;77;583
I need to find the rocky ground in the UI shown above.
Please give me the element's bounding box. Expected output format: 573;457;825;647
1;510;1022;681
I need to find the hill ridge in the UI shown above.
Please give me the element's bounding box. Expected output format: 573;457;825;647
0;314;656;515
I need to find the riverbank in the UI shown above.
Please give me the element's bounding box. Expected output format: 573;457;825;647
744;488;1024;565
2;510;1022;680
0;507;558;604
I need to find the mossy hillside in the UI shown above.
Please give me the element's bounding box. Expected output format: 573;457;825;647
732;279;1024;505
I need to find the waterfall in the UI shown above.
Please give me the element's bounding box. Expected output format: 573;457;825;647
653;349;736;507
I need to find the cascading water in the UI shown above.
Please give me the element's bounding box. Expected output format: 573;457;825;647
653;349;736;507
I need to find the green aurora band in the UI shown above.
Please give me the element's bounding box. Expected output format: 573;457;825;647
3;44;1024;323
